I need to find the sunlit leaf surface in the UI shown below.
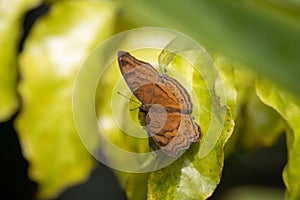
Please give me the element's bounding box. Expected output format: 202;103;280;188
0;0;41;121
256;78;300;200
147;108;233;200
15;1;117;198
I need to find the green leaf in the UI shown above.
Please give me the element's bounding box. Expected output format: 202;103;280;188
240;90;284;150
147;108;234;200
256;78;300;200
213;58;251;156
15;1;117;198
213;56;237;118
214;60;284;152
120;172;149;200
116;0;300;98
146;38;234;199
220;186;284;200
0;0;41;121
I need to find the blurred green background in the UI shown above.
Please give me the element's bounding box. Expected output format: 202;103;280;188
2;0;300;199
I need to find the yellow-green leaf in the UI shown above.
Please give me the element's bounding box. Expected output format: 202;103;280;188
241;90;284;150
146;37;234;200
123;173;149;200
213;56;237;118
15;1;117;198
256;78;300;200
0;0;41;121
147;108;233;200
221;186;284;200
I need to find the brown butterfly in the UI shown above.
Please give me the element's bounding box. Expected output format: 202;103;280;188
118;51;201;157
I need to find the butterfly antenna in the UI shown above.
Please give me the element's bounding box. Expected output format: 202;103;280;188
117;91;141;105
129;107;139;111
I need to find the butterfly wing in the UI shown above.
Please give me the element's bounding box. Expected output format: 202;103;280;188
118;51;192;113
118;51;158;105
162;114;202;156
157;75;193;113
146;108;202;157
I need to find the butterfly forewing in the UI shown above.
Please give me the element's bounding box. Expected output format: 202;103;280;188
158;75;193;113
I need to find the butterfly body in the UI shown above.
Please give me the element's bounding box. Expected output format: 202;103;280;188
118;51;201;156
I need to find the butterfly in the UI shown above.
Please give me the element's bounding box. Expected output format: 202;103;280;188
118;51;201;157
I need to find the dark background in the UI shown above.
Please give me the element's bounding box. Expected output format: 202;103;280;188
0;4;286;200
